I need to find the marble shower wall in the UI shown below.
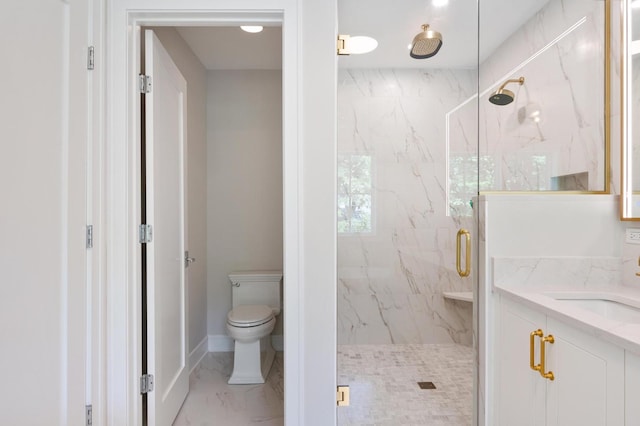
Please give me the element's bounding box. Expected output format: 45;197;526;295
337;69;476;346
473;0;606;191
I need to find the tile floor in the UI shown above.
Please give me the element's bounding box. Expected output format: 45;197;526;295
173;352;284;426
337;344;473;426
173;344;472;426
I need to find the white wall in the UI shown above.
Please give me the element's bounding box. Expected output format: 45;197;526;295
0;1;89;424
301;0;338;422
150;27;208;355
206;70;284;338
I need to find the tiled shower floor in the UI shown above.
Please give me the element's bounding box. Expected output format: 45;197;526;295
337;344;473;426
173;344;473;426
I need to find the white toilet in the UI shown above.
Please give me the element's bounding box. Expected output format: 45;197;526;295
226;271;282;385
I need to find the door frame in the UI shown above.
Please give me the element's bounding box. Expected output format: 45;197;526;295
104;1;310;424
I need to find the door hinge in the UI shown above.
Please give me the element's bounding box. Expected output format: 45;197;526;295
138;224;153;244
337;385;350;406
337;34;351;55
87;46;95;70
85;404;92;426
86;225;93;249
139;74;152;93
140;374;155;394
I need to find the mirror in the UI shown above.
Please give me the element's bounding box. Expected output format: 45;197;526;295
623;0;640;219
449;0;610;215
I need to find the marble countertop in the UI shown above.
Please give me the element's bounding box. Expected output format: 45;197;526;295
495;284;640;355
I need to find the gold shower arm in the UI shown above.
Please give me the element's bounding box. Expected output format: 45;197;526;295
497;76;525;91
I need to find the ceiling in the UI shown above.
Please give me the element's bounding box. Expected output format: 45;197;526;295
176;26;282;70
176;0;551;71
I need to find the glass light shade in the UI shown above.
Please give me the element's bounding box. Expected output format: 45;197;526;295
349;36;378;54
240;25;264;33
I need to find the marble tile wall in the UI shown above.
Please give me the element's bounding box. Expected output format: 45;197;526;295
473;0;606;191
337;69;476;346
493;256;622;290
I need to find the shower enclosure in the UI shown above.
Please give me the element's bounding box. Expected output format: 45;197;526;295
336;0;608;424
336;0;478;424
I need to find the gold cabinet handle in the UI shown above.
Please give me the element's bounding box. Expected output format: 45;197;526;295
530;329;543;372
540;334;555;381
456;229;471;277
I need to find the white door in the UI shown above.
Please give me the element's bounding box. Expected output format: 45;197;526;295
144;29;189;426
0;0;89;424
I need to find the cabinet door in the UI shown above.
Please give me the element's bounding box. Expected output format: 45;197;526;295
497;298;546;426
626;351;640;425
545;318;624;426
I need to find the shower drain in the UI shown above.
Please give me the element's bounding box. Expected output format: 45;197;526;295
417;381;437;389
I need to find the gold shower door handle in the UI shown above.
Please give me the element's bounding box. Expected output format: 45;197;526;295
540;334;555;380
530;329;543;372
456;229;471;277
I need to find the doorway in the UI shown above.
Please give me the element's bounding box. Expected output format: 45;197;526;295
140;25;284;424
103;3;318;424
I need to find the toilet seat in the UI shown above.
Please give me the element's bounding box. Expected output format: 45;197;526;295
227;304;274;327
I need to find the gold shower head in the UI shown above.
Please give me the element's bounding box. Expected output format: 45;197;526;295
489;77;525;105
410;24;443;59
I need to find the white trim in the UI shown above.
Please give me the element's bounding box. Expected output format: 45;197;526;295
105;2;304;424
189;336;209;373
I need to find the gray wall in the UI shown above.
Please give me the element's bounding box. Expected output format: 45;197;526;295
206;70;283;337
151;27;208;353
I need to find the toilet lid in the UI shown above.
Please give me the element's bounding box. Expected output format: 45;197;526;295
227;304;274;326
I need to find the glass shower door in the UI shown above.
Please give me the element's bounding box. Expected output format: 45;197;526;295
336;0;479;424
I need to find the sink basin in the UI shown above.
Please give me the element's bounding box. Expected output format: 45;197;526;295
548;296;640;323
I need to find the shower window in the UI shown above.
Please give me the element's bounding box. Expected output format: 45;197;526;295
449;154;495;217
337;154;373;234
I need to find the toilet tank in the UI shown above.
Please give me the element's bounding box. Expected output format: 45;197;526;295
229;271;283;314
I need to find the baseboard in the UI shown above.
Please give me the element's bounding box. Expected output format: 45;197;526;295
208;334;284;352
188;336;209;373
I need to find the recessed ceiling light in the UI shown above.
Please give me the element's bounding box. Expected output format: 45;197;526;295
433;0;449;7
240;25;263;33
349;36;378;54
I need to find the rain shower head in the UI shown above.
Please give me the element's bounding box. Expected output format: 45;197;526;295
489;77;525;105
410;24;443;59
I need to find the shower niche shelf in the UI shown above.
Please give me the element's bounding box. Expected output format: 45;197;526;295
443;291;473;303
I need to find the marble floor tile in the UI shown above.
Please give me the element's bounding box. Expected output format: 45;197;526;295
174;344;472;426
173;352;284;426
338;344;473;426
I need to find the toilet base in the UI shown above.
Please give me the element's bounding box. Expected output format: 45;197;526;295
228;335;275;385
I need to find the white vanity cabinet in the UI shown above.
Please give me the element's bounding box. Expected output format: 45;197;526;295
496;297;625;426
626;352;640;425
